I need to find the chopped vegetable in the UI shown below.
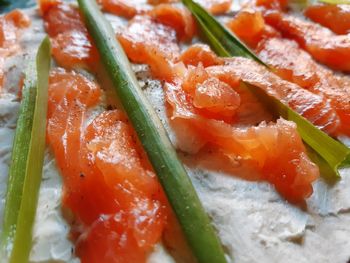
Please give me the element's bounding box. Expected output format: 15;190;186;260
0;37;51;262
182;0;350;180
77;0;228;262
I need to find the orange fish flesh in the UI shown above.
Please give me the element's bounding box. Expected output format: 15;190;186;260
0;10;30;90
47;69;167;263
305;4;350;35
265;10;350;72
165;81;319;203
40;1;99;70
118;15;183;81
97;0;151;18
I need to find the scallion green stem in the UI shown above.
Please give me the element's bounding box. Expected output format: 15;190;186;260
0;37;51;262
77;0;227;262
318;0;350;5
1;60;37;259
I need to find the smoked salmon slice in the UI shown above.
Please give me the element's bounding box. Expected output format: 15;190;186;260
255;0;288;10
146;0;232;14
0;10;30;90
42;1;194;81
226;8;280;48
148;4;196;41
181;64;241;122
97;0;151;18
228;9;349;135
305;4;350;35
118;15;183;81
207;57;340;135
165;82;319;203
117;4;197;78
180;58;272;125
47;69;167;263
257;37;350;135
40;0;99;70
264;10;350;72
0;9;30;50
195;0;233;15
76;110;167;263
179;44;223;67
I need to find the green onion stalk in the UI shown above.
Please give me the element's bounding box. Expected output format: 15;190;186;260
0;37;51;263
77;0;228;262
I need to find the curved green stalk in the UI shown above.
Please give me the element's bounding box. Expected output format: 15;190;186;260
1;59;37;259
0;37;51;262
318;0;350;5
77;0;227;262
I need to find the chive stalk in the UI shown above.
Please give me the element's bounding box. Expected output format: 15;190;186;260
0;37;51;262
1;59;37;258
182;0;350;179
77;0;227;262
318;0;350;4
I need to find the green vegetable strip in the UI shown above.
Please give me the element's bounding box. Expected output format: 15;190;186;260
0;37;51;261
318;0;350;5
1;61;37;256
182;0;350;179
9;37;51;263
77;0;227;262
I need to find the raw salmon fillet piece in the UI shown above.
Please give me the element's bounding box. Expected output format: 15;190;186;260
147;0;232;14
97;0;151;18
0;10;30;89
118;15;183;81
265;10;350;72
181;64;241;122
228;8;349;135
257;37;350;135
148;4;196;41
47;70;167;263
0;9;30;49
226;8;280;48
180;44;271;125
162;49;319;203
166;81;319;203
255;0;288;10
195;0;232;15
40;0;99;70
208;57;340;135
305;4;350;35
180;44;223;67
